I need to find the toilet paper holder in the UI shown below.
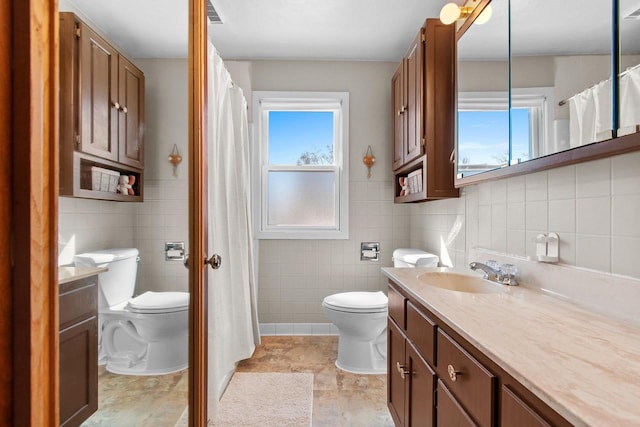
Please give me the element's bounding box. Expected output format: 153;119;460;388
165;242;186;261
361;242;380;261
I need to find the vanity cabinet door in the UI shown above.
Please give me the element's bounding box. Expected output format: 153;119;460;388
437;380;477;427
59;275;99;427
406;341;436;427
501;386;551;427
388;319;407;426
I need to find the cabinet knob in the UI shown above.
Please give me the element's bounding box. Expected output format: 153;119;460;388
121;105;128;114
396;362;410;379
112;101;120;110
447;364;462;382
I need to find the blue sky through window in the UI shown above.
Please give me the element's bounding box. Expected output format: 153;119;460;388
268;111;334;165
458;109;532;166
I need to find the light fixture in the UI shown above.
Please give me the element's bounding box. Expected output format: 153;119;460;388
439;1;492;25
362;145;375;179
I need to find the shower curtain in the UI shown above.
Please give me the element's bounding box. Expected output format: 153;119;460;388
569;64;640;146
207;41;260;416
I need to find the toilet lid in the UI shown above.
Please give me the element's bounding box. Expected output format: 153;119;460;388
127;291;189;313
323;291;388;312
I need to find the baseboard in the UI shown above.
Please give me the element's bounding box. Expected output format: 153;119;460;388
259;323;339;336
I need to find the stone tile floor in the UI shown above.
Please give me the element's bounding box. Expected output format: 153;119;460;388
82;335;393;426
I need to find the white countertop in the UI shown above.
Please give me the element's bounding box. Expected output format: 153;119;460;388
382;266;640;427
58;266;107;284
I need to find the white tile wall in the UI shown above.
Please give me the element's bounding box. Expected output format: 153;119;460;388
409;150;640;280
258;188;411;323
58;197;136;266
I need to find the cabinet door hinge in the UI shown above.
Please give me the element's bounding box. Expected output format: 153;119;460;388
422;137;426;147
74;134;80;147
433;387;438;408
75;24;81;38
421;33;426;43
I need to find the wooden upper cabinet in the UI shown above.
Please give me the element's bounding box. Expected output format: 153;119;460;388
60;12;145;169
79;24;119;162
59;12;145;201
118;56;145;168
392;18;458;202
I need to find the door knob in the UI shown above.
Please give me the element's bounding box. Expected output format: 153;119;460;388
205;254;222;270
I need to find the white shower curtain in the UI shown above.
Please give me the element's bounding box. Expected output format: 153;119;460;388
620;65;640;130
207;42;260;416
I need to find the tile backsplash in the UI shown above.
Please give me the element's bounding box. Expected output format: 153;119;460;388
410;150;640;281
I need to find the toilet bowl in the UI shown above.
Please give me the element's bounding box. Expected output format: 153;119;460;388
322;249;439;374
74;248;189;376
322;291;388;374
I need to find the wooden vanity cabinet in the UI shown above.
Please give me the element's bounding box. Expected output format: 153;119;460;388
388;280;572;427
60;12;145;201
59;275;98;427
388;284;437;427
392;19;458;203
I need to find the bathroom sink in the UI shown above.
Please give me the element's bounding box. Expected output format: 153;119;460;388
416;271;505;294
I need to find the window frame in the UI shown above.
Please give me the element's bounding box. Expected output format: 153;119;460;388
252;91;349;239
457;87;553;176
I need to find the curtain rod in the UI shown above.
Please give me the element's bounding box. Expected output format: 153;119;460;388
558;62;640;106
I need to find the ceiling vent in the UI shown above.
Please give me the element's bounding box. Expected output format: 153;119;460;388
207;0;223;24
624;7;640;19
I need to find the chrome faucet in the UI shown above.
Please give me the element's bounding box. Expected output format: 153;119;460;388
469;261;519;286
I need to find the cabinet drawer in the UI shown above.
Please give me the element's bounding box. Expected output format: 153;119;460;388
406;301;436;366
388;284;406;329
59;276;98;329
437;330;495;427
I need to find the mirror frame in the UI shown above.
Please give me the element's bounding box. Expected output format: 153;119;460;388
454;0;640;187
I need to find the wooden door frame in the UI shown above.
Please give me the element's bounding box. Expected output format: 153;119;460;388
6;0;209;425
189;0;209;424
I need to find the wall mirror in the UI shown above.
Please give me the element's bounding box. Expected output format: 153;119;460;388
455;0;640;185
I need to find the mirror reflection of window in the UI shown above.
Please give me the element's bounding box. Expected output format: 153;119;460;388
456;0;508;179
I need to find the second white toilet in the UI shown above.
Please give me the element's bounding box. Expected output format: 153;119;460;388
322;248;439;374
74;248;189;375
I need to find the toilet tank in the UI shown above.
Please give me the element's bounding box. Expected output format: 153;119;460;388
74;248;139;308
392;248;439;268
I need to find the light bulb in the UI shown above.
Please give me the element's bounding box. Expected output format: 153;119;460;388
439;3;461;25
474;4;492;25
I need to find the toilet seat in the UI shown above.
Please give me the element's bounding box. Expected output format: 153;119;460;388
323;291;388;313
126;291;189;314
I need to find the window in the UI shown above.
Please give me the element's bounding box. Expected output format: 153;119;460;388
252;91;349;239
457;88;552;177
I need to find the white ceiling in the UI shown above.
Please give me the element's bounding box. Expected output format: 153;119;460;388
62;0;640;61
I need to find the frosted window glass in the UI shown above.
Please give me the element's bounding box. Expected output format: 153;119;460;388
267;171;335;227
268;111;334;165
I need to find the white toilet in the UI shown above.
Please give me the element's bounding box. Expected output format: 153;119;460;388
74;248;189;376
322;248;439;374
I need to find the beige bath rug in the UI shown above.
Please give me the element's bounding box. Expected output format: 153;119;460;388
211;372;313;427
175;372;313;427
